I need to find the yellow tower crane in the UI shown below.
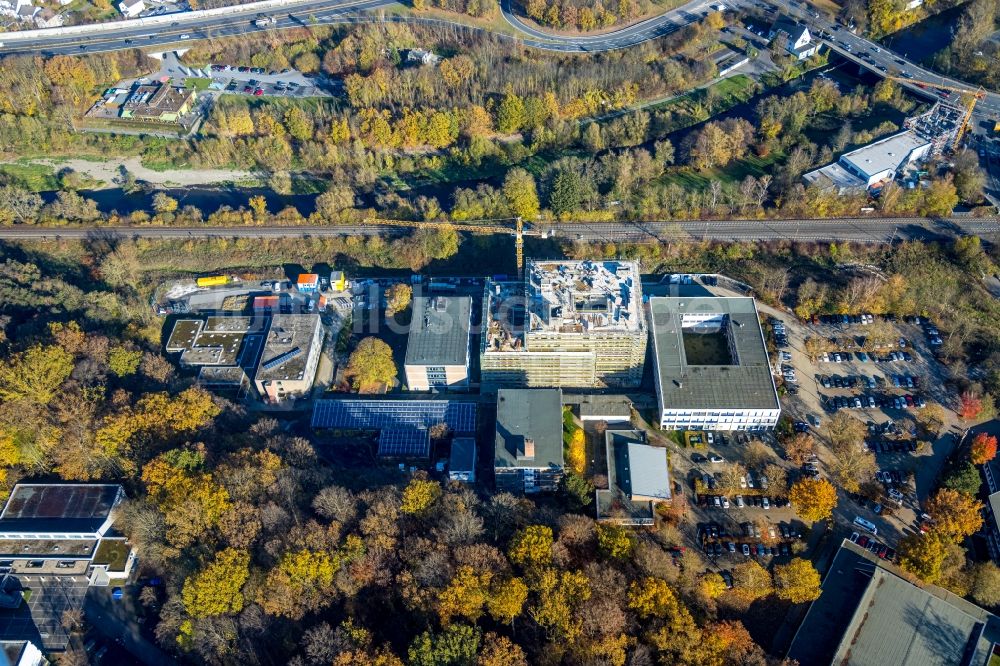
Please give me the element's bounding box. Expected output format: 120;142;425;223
362;217;541;279
886;75;986;151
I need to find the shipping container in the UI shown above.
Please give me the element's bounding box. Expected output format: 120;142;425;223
196;275;229;287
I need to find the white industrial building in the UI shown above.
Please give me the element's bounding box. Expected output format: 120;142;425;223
649;296;781;431
803;130;932;193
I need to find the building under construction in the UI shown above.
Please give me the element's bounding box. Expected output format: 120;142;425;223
904;101;964;158
481;260;647;389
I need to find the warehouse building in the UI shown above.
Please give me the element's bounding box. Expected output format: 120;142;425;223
481;260;647;389
404;296;472;391
649;296;780;431
494;389;564;493
788;540;1000;665
803;130;932;193
254;314;324;403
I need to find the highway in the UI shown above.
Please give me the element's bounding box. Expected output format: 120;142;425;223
0;0;996;118
0;0;991;107
1;216;997;243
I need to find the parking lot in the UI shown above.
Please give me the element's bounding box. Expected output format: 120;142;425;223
764;303;961;554
153;52;331;99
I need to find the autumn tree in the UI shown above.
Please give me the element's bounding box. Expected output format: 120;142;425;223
959;390;986;420
508;525;553;568
528;567;591;640
898;531;950;583
400;477;442;516
384;283;412;317
108;345;142;377
502;168;540;220
566;425;586;475
971;562;1000;608
478;633;527;666
773;558;821;603
730;560;773;601
924;488;983;541
831;444;877;495
789;477;838;523
784;432;815;465
701;572;728;599
437;565;492;625
596;523;634;560
743;440;772;470
824;412;867;452
346;337;397;391
259;548;339;620
181;548;250;618
971;433;998;465
0;344;74;405
486;576;528;625
141;449;232;551
628;576;681;618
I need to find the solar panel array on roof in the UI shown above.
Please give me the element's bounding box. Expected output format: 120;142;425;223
378;429;431;458
311;400;477;432
261;346;302;371
1;485;121;521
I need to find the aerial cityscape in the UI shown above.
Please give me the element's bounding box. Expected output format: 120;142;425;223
1;0;1000;663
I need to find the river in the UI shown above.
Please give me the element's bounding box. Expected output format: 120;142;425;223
879;3;965;65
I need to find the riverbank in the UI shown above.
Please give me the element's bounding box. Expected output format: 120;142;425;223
4;157;259;190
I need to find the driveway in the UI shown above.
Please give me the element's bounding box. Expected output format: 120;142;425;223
85;586;176;666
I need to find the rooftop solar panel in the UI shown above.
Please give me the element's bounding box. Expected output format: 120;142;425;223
378;429;432;458
261;346;302;371
1;485;121;521
311;400;477;432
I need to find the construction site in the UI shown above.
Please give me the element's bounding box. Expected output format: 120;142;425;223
481;260;647;390
904;101;964;157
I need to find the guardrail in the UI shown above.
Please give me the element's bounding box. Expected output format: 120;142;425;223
0;0;357;41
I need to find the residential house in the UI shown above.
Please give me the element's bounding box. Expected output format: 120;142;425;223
768;15;816;60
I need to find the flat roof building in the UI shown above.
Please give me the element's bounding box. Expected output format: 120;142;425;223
649;296;780;431
788;540;1000;665
804;130;932;192
312;399;478;459
494;389;564;493
254;314;323;403
165;316;252;367
482;260;647;389
448;437;477;484
404;296;472;392
120;83;194;123
597;430;669;525
0;484;135;651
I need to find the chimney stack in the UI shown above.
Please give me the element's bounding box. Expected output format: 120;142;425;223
518;437;535;460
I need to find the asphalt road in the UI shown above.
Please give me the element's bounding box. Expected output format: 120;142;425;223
0;0;995;115
1;216;997;243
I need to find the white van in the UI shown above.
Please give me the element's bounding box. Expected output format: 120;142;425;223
854;516;877;535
